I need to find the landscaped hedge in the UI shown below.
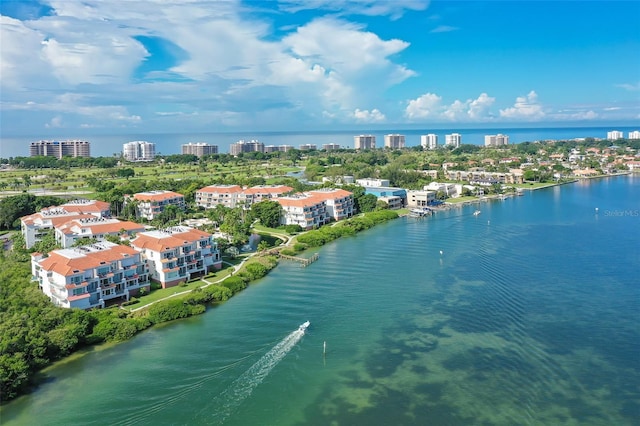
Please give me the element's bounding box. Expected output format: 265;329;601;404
295;210;398;248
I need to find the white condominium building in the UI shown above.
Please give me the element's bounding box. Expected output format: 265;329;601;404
30;140;91;159
195;185;294;210
484;134;509;147
607;130;624;140
276;195;329;230
129;190;185;220
307;188;355;221
322;143;341;151
354;135;376;150
123;141;156;161
445;133;462;148
181;142;218;157
21;200;111;249
229;140;265;156
384;134;405;149
421;134;438;150
628;130;640;140
55;217;145;248
195;185;243;209
31;241;150;310
131;226;221;288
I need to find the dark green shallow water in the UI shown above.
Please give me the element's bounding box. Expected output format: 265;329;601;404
2;176;639;426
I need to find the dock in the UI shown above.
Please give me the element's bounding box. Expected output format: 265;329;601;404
277;252;319;267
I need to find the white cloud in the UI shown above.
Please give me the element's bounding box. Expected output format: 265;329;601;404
405;92;495;121
499;91;545;120
615;82;640;91
353;108;386;123
430;25;458;33
405;92;443;119
45;116;64;128
277;0;429;19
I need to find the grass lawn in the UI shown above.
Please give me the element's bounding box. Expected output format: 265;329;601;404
446;196;481;204
513;182;559;190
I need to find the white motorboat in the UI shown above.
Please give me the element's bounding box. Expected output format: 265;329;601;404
299;321;310;333
473;210;481;216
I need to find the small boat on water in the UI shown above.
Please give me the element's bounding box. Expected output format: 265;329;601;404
299;321;310;333
473;210;481;216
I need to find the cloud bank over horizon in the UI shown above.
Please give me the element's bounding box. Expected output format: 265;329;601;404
1;0;638;135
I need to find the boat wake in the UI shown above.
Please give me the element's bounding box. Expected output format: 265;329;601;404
202;322;309;424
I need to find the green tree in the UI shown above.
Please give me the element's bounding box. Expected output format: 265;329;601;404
250;200;283;229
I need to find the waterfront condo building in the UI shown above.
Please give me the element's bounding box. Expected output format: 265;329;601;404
606;130;624;140
31;241;150;309
229;140;265;156
445;133;462;148
21;199;111;249
628;130;640;140
55;217;145;248
307;188;355;221
123;141;156;161
484;134;510;147
421;134;438;150
128;190;185;220
299;144;317;151
276;195;330;230
384;134;406;149
181;142;218;157
131;226;222;288
354;135;376;150
30;140;91;159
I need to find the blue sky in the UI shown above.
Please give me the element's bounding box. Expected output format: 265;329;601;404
1;0;639;136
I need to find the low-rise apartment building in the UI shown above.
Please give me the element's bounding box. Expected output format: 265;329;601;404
31;241;150;310
195;185;243;209
131;226;222;288
128;191;185;220
55;217;145;248
307;188;355;221
21;199;111;249
276;195;329;230
238;185;294;209
195;185;293;210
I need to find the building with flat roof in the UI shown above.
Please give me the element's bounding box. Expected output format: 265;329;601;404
30;140;91;159
384;134;405;149
484;134;509;147
123;141;156;161
299;144;317;151
181;142;218;157
607;130;624;140
445;133;462;148
230;140;265;156
354;135;376;150
421;134;438;150
627;131;640;140
322;143;341;151
31;241;150;309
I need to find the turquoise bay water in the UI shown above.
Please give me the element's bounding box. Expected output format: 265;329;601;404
2;176;639;425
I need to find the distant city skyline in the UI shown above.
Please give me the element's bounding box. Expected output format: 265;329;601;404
1;1;639;137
